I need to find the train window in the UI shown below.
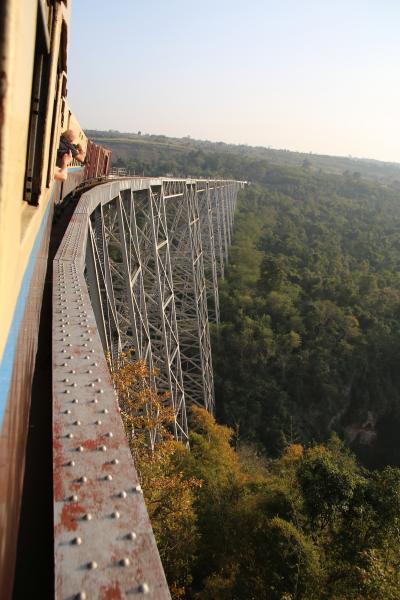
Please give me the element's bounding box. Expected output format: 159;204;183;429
46;20;68;188
24;3;53;205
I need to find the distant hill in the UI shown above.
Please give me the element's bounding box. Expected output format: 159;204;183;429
86;129;400;185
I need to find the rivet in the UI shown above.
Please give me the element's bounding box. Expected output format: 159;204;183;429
64;409;72;415
93;363;98;367
120;490;127;499
92;398;98;404
64;378;70;383
83;512;92;520
70;494;79;502
87;370;93;374
70;370;76;374
79;476;88;483
126;531;136;540
87;561;98;570
104;474;113;481
72;383;77;387
66;433;74;439
103;409;109;414
89;383;94;387
99;445;107;452
139;583;150;594
96;378;101;382
67;460;75;467
72;537;82;545
111;511;120;519
74;420;81;426
134;484;143;494
72;399;79;404
76;446;84;452
119;557;130;567
111;458;119;465
75;592;86;600
64;389;70;394
106;432;113;438
95;420;102;425
98;389;104;394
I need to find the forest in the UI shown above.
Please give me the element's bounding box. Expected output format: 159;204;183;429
214;174;400;469
101;131;400;598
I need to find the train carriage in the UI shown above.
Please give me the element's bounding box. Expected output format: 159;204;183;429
0;2;111;596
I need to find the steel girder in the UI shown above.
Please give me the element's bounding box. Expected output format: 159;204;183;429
84;178;243;440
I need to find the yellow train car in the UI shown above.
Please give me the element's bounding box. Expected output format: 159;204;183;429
0;2;110;595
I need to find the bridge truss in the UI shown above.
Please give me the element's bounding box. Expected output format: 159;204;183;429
85;178;242;442
52;177;243;598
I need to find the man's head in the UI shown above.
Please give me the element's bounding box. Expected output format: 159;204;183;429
63;129;76;143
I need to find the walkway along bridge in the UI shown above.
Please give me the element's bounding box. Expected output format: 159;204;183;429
51;177;244;598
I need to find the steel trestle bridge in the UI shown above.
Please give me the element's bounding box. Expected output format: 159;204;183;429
53;177;243;598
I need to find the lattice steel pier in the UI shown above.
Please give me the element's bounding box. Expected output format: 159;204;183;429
84;178;242;439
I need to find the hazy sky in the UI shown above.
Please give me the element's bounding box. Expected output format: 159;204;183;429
69;0;400;162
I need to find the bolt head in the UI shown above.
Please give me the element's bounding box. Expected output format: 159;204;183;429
72;536;82;545
126;531;136;540
139;583;150;594
119;557;130;567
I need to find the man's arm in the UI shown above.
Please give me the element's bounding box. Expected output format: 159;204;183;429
54;151;72;181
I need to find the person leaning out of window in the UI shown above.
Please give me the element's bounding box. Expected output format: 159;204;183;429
56;129;86;167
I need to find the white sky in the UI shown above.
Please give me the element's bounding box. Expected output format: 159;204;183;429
69;0;400;162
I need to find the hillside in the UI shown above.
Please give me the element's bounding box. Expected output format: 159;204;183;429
87;129;400;185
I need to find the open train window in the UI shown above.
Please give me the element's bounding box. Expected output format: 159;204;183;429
46;20;68;188
24;2;53;205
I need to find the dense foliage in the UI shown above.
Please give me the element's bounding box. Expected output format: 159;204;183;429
112;357;400;600
106;131;400;597
214;174;400;468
